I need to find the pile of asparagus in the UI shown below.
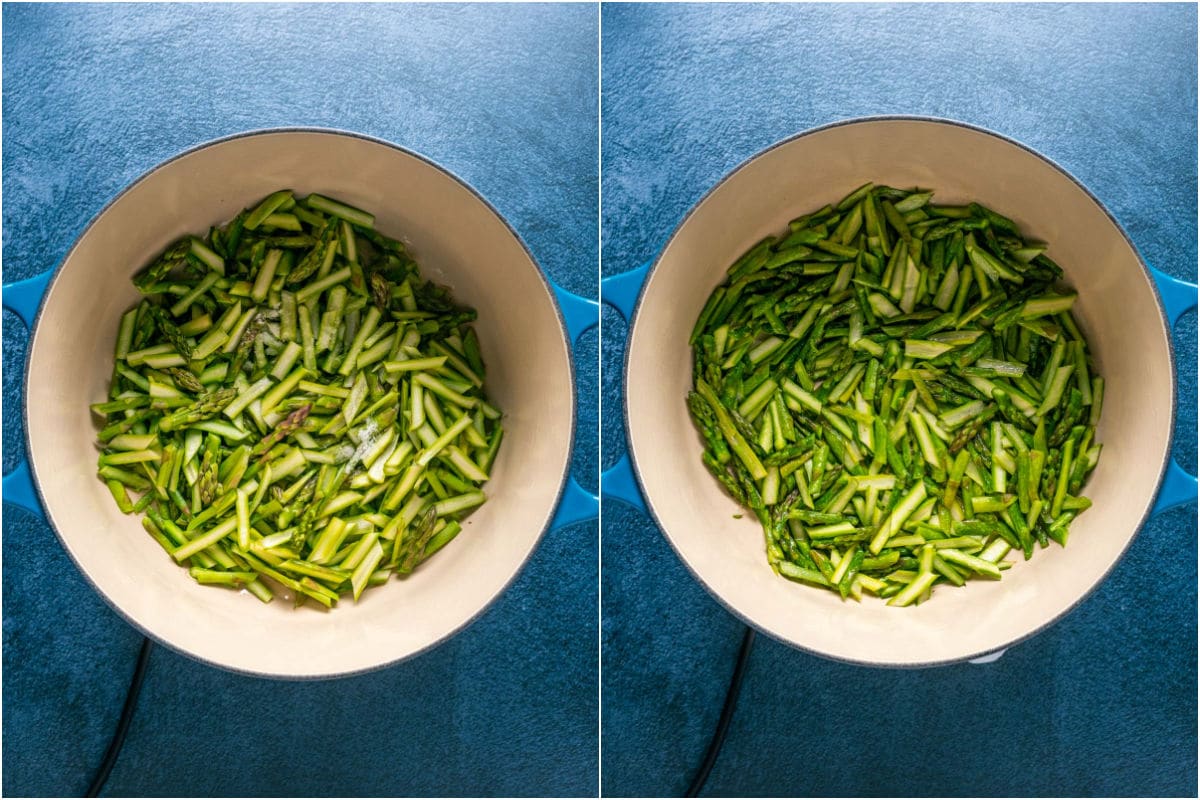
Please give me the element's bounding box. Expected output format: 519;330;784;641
688;183;1102;606
95;190;502;608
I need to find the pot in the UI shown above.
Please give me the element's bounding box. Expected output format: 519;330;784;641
603;116;1196;667
3;128;597;678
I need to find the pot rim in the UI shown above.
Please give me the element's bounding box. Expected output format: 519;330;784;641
621;113;1177;668
21;125;578;680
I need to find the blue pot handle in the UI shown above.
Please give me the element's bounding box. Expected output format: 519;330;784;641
600;262;649;322
549;282;601;530
3;270;52;519
598;261;653;514
3;460;41;520
4;270;51;329
1149;267;1198;515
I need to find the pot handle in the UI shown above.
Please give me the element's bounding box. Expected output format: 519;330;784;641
1149;267;1197;515
2;270;53;519
3;270;51;328
549;282;601;530
598;262;652;514
2;461;41;520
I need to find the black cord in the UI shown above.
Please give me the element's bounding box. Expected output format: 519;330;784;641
85;636;152;798
685;626;756;798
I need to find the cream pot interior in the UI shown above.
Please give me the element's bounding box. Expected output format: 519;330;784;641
26;130;575;678
626;118;1173;666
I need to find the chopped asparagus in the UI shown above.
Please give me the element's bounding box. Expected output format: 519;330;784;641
96;190;502;608
689;184;1101;605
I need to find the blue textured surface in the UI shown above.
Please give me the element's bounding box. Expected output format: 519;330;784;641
601;4;1197;797
3;4;597;797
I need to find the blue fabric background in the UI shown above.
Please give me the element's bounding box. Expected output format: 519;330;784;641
2;4;598;797
600;3;1197;797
